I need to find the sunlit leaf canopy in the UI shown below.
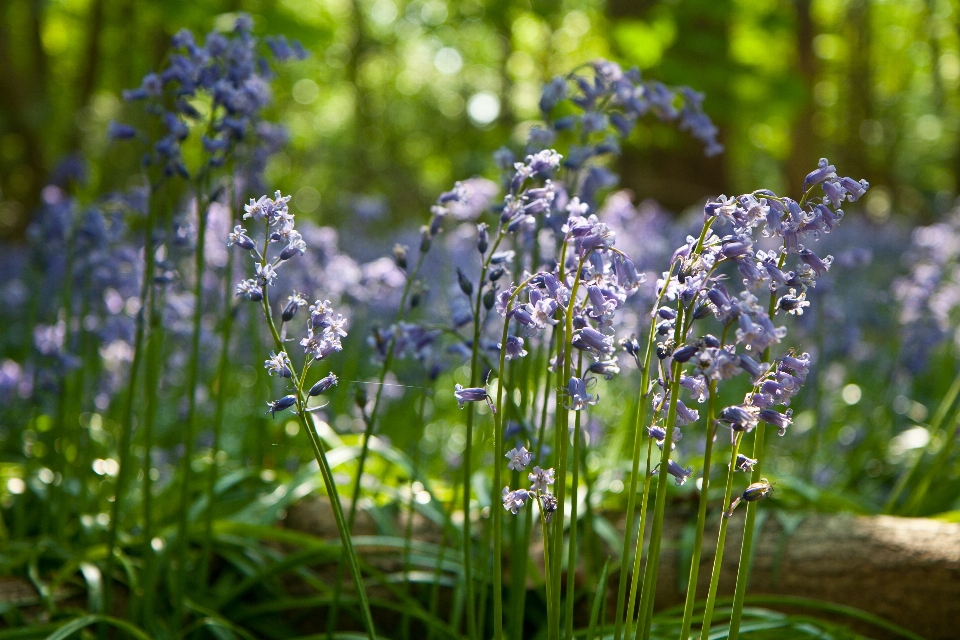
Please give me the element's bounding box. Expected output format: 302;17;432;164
1;0;958;239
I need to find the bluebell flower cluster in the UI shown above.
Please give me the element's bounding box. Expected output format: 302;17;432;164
228;191;344;417
892;206;960;371
637;158;867;486
115;15;305;183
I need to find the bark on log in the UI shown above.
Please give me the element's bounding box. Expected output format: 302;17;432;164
287;499;960;639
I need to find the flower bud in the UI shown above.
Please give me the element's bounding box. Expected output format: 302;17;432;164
282;299;300;322
308;373;338;396
266;395;297;417
483;287;496;311
393;244;408;270
457;267;473;296
477;223;489;254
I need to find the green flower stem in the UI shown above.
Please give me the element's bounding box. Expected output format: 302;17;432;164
541;495;555;637
201;248;236;583
614;264;676;640
892;366;960;514
635;356;683;640
622;438;653;640
491;272;540;640
727;422;765;640
550;254;586;640
678;382;718;639
461;226;508;640
698;433;744;640
260;285;377;640
509;338;549;640
563;355;584;640
172;183;212;631
326;249;428;638
139;258;167;632
727;248;786;639
103;180;160;621
402;387;429;640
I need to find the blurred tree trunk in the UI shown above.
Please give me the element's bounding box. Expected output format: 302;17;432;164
608;0;728;210
786;0;816;194
70;0;107;151
0;0;49;239
843;0;872;183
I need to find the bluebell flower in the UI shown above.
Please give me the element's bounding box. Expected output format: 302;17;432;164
264;351;292;378
227;225;256;251
107;121;138;141
719;404;760;433
235;279;263;301
658;459;693;486
803;158;837;192
648;425;682;451
588;359;620;380
735;454;758;473
566;376;599;411
255;263;278;286
539;493;558;522
308;373;338;396
266;394;297;417
502;487;531;514
501;335;527;360
528;466;555;493
454;383;489;408
759;408;793;436
777;289;809;315
572;326;615;357
505;446;534;472
724;479;773;516
282;291;307;322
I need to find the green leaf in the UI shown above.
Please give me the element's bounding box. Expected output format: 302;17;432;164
40;615;152;640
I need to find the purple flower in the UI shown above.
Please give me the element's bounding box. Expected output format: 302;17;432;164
567;376;599;411
308;373;338;396
454;384;488;408
264;351;292;378
266;394;297;417
719;404;760;433
528;466;555;493
735;454;757;472
662;459;693;486
572;326;614;357
501;335;528;360
803;158;837;192
505;446;534;472
502;487;531;514
759;408;793;436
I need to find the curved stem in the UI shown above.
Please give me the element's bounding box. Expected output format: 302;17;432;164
635;357;683;640
614;265;676;640
201;249;236;582
172;187;210;631
551;254;585;640
728;248;788;639
104;183;158;620
260;285;377;640
622;438;653;640
563;354;584;640
698;433;743;640
679;382;718;639
727;423;765;640
461;227;507;639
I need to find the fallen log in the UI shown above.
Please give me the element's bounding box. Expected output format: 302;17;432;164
287;498;960;639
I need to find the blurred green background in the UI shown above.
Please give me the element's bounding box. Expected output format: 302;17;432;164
1;0;958;239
